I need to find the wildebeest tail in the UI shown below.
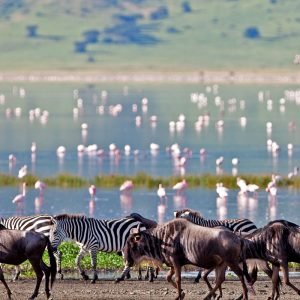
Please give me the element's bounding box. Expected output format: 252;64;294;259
240;239;252;284
46;236;57;288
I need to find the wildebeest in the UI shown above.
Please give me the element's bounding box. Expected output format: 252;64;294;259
174;208;276;289
119;218;253;300
243;219;300;300
0;224;56;299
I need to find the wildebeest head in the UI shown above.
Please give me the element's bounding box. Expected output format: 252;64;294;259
123;223;152;267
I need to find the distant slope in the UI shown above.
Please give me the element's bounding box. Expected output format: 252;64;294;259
0;0;299;72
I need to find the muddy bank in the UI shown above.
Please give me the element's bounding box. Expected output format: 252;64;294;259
2;278;300;300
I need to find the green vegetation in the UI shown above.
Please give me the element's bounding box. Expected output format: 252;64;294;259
3;241;300;278
0;0;299;72
1;172;300;190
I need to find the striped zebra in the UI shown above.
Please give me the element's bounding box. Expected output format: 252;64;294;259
174;208;258;233
0;214;62;280
174;208;264;283
49;213;157;283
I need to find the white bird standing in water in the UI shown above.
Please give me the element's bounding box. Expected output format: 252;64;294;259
157;184;167;203
216;182;228;198
89;185;96;199
12;182;26;203
34;180;47;197
172;179;188;195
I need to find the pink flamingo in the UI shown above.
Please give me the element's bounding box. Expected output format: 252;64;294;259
12;182;26;203
34;180;46;197
172;179;188;195
119;180;134;193
89;185;97;199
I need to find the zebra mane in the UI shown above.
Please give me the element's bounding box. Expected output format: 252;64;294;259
174;208;204;219
54;214;87;221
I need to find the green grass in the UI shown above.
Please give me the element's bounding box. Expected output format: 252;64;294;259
1;172;300;190
0;1;299;72
2;241;300;278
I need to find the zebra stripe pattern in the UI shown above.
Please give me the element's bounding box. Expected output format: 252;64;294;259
50;214;147;283
174;208;257;233
0;214;62;279
0;215;53;236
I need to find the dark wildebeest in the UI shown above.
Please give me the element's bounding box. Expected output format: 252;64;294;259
243;219;300;300
118;218;253;300
0;224;56;299
174;208;279;293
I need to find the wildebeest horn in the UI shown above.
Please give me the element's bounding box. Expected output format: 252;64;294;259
130;223;141;235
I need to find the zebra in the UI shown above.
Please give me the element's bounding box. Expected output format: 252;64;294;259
49;213;157;283
173;208;273;284
0;214;63;280
174;208;257;234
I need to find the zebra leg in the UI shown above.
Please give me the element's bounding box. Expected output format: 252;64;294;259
90;250;98;284
13;265;21;281
54;249;63;280
76;248;89;280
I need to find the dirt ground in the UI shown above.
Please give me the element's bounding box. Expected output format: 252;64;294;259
1;277;300;300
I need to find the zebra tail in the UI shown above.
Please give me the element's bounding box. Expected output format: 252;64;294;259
46;237;57;288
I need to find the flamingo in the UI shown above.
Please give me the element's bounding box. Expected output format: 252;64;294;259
34;180;47;197
247;183;259;197
120;180;134;193
236;177;248;194
157;184;167;203
172;179;188;195
18;165;27;179
88;185;96;199
266;176;277;197
216;182;228;198
12;182;26;203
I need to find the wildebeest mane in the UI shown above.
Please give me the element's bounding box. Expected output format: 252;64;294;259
54;214;86;221
127;213;157;229
174;208;204;218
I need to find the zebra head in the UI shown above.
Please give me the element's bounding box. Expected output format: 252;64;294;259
49;216;68;250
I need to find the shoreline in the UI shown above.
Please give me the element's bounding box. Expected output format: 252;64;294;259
1;70;300;84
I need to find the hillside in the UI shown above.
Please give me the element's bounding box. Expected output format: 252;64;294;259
0;0;299;73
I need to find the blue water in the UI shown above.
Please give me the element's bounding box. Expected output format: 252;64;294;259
0;82;299;226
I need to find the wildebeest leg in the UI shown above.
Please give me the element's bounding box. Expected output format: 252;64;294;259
268;265;280;300
90;249;98;283
28;258;44;299
203;264;226;300
40;260;52;299
13;265;21;281
228;263;248;300
166;267;176;288
194;267;202;283
76;248;89;280
202;267;220;298
280;261;300;295
0;266;12;299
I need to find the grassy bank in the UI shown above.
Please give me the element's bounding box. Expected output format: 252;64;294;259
2;172;300;190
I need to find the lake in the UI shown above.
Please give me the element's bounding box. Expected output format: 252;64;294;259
0;82;299;227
